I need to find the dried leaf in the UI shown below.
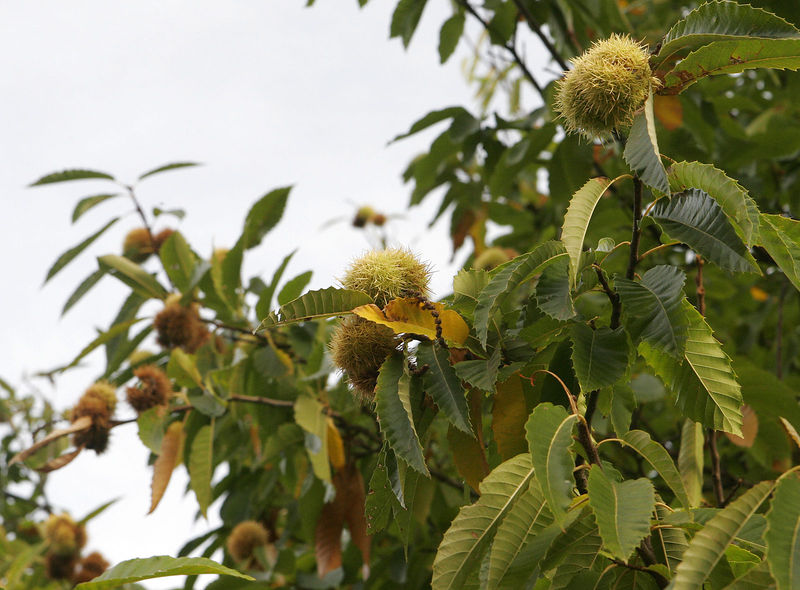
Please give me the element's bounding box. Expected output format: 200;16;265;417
654;95;683;130
353;298;469;345
725;404;759;448
36;445;85;473
149;421;184;514
447;389;490;492
9;415;92;466
339;464;371;573
327;418;346;471
780;416;800;449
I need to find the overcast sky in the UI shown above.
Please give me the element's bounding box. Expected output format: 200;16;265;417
1;2;549;586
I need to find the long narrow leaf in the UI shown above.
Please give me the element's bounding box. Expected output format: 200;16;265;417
45;218;119;283
623;91;669;194
417;342;471;434
618;429;691;509
74;556;252;589
256;287;372;330
764;474;800;590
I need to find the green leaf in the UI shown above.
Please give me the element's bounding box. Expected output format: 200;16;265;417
189;422;214;518
30;169;115;186
62;268;105;315
138;161;199;181
663;38;800;94
617;429;690;509
623;90;669;194
438;13;464;63
487;477;557;588
474;241;568;346
616;265;689;357
570;325;630;392
526;403;578;526
74;556;253;589
640;300;743;435
98;254;169;299
650;189;759;273
417;343;471;433
453;346;502;393
45;218;119;283
765;474;800;590
652;502;689;571
256;287;372;330
255;249;296;320
277;270;313;306
561;177;626;288
610;384;636;436
668;161;761;246
159;231;196;292
535;256;575;321
78;498;119;525
588;466;655;561
393;106;469;141
678;419;705;508
53;317;146;374
671;481;775;590
137;407;168;454
71;193;120;223
758;213;800;292
390;0;428;48
374;353;428;475
239;186;290;250
544;510;604;590
366;445;401;534
293;394;331;482
432;454;536;590
722;560;776;589
655;0;800;69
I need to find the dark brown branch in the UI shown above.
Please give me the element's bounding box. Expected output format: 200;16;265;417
708;428;725;507
612;558;668;589
695;256;706;316
431;468;479;500
125;185;154;241
511;0;570;72
626;177;643;280
594;265;621;329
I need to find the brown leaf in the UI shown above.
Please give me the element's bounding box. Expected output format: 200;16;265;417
36;445;85;473
339;464;371;574
654;95;683;131
779;417;800;449
725;404;758;448
315;491;345;577
9;415;92;467
492;375;529;460
447;389;490;492
148;421;184;514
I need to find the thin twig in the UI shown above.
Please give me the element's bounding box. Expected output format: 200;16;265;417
626;177;643;280
708;428;725;507
611;558;668;589
593;265;621;329
695;256;706;316
124;185;154;240
511;0;570;71
430;468;479;500
229;394;294;408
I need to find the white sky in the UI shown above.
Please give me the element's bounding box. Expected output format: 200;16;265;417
1;2;548;586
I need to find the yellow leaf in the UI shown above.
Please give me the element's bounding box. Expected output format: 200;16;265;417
492;375;529;460
327;418;346;471
353;298;469;345
654;95;683;131
447;389;489;492
149;421;184;514
750;286;769;302
725;404;758;448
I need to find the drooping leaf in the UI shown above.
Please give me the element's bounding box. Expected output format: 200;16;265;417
74;556;252;589
189;422;214;518
374;353;428;475
341;464;371;570
623;91;669;194
149;421;184;514
588;466;655;561
71;193;120;223
159;231;197;292
640;300;743;435
417;343;471;434
62;268;105;315
256;287;372;330
239;186;290;250
294;394;331;482
570;324;631;392
525;403;578;526
616;265;689;357
138;161;199;181
650;189;759;273
354;298;469;345
438;13;464;63
671;481;775;590
662;38;800;95
315;486;345;577
561;177;626;288
535;256;575;321
758;213;800;292
667;161;761;245
98;254;169;299
365;445;398;535
431;454;536;590
447;389;489;492
30;169;114;186
764;473;800;590
678;419;705;508
390;0;428;48
474;241;568;346
492;375;529;460
453;346;502;393
45;218;119;283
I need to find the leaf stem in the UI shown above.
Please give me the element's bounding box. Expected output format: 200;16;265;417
626;177;643;280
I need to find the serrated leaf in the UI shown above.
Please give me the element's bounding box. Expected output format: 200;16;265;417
570;324;630;392
98;254;169;299
474;241;568;346
663;38;800;94
189;422;214;518
417;342;471;433
764;474;800;590
561;177;626;288
655;0;800;69
31;169;115;186
138;161;199;181
616;265;688;357
536;256;575;321
640;300;743;435
354;298;469;345
722;560;776;589
294;394;331;483
525;403;577;526
758;214;800;292
668;161;761;245
74;555;252;589
651;189;759;273
71;193;120;223
438;13;464;63
432;454;536;590
390;0;427;48
544;510;604;590
239;186;290;250
588;467;655;561
149;421;184;514
454;347;502;393
159;231;196;292
365;445;399;534
617;430;690;509
652;502;689;572
374;353;428;475
45;218;119;283
678;419;705;508
671;481;775;590
624;91;669;194
257;287;372;330
62;268;105;315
